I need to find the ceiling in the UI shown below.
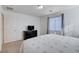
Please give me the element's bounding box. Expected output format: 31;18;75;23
3;5;79;16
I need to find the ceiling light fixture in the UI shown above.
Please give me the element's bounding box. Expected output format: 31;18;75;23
36;5;43;9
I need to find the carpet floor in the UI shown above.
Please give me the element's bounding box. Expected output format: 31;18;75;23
2;40;23;53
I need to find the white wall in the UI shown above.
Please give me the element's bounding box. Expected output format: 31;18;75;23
40;16;48;35
0;6;3;51
4;10;41;43
64;7;79;37
41;7;79;37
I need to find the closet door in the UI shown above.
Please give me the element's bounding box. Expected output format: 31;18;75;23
4;12;17;43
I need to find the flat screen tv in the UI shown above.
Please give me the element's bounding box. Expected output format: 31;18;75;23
28;26;34;30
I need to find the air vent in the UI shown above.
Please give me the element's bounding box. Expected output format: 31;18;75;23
49;10;53;12
6;7;13;11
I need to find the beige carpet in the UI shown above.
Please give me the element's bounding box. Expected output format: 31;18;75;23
2;40;23;53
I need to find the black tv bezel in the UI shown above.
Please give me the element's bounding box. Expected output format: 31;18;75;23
27;26;34;30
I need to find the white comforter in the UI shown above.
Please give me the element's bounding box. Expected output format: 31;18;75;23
20;34;79;53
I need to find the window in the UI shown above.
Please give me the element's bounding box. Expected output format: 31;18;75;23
48;14;63;34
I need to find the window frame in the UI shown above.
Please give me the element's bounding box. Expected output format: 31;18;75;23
47;14;64;35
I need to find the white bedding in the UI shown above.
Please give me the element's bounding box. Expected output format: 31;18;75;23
20;34;79;53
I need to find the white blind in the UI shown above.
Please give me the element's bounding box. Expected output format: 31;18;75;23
48;16;62;32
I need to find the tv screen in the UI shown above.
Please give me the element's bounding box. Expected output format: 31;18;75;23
28;26;34;30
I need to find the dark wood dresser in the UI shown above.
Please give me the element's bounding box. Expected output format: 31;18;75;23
23;30;37;40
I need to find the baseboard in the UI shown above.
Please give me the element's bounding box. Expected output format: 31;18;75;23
4;40;23;44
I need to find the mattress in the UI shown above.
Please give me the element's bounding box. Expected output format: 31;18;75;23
20;34;79;53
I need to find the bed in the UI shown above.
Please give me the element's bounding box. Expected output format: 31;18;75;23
20;34;79;53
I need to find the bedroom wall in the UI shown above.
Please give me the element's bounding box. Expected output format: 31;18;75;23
64;7;79;37
41;7;79;37
3;10;41;43
0;6;3;51
40;16;48;35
